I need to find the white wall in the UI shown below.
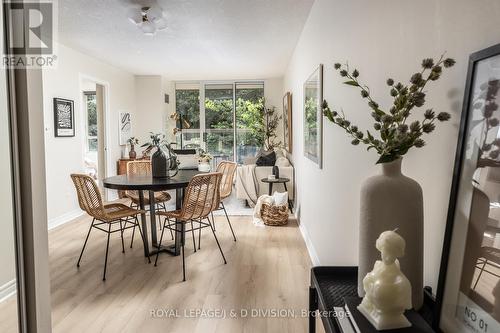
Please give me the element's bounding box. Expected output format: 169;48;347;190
0;50;16;299
42;43;136;225
162;78;176;143
133;76;178;147
265;78;285;143
134;76;164;144
284;0;500;291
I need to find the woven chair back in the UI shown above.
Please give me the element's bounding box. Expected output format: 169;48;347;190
70;173;105;220
216;161;237;200
127;160;151;175
126;160;151;198
180;172;222;221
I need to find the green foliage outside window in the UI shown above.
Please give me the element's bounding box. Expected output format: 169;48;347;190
87;94;97;136
175;89;200;128
175;84;280;162
86;94;98;151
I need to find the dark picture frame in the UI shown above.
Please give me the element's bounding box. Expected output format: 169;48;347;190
436;43;500;332
303;64;323;168
283;91;292;153
53;97;75;137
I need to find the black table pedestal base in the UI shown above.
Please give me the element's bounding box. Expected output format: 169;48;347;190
102;171;201;259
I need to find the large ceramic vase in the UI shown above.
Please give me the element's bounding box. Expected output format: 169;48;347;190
152;146;169;178
358;158;424;309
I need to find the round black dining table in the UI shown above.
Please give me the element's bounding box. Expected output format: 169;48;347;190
103;169;203;257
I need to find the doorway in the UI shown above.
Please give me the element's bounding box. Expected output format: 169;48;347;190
81;78;108;193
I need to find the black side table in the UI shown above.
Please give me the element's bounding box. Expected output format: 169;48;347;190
261;177;293;211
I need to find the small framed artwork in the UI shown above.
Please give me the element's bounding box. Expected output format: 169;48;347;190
436;43;500;333
283;92;293;153
303;64;323;168
53;98;75;137
119;111;131;145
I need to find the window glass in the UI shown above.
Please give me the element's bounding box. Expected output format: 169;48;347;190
175;86;200;149
174;81;265;165
205;84;234;162
235;83;264;164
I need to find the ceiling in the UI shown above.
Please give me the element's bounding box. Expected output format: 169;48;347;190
57;0;314;80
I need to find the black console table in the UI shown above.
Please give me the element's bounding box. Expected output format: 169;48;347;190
309;266;435;333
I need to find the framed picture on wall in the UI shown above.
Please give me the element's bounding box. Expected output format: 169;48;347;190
283;92;292;153
53;98;75;137
436;43;500;333
303;64;323;168
119;111;131;145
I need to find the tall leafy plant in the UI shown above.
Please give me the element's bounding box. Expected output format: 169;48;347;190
263;105;283;150
141;132;175;153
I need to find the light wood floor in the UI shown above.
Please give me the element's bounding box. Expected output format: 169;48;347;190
3;212;320;333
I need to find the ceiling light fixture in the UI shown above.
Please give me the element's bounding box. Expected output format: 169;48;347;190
127;6;167;36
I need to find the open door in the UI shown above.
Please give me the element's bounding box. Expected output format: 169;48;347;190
96;84;106;191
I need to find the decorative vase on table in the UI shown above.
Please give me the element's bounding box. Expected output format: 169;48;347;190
197;150;213;172
127;137;139;160
359;157;423;309
321;56;456;310
143;133;179;178
198;161;211;172
129;144;137;160
152;145;169;178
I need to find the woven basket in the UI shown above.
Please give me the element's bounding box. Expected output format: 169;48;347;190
260;203;289;226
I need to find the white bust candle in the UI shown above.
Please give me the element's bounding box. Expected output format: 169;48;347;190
357;230;412;330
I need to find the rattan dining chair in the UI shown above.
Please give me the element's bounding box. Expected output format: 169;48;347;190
70;174;149;281
212;160;237;241
126;160;173;245
154;172;227;281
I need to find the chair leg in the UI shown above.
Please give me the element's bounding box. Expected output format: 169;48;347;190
211;211;216;231
190;220;197;252
77;218;95;267
208;218;227;265
130;221;136;248
119;220;125;253
221;201;236;242
180;222;186;281
136;216;150;263
103;223;112;281
163;202;174;240
156;205;162;232
182;240;186;282
198;219;202;250
154;219;167;266
129;202;138;247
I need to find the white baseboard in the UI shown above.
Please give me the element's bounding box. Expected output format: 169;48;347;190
48;209;83;230
297;218;320;266
0;279;16;303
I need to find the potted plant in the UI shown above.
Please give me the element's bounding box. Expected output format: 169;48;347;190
141;132;178;178
263;105;283;151
127;137;139;159
197;149;213;172
170;111;191;147
322;55;455;309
